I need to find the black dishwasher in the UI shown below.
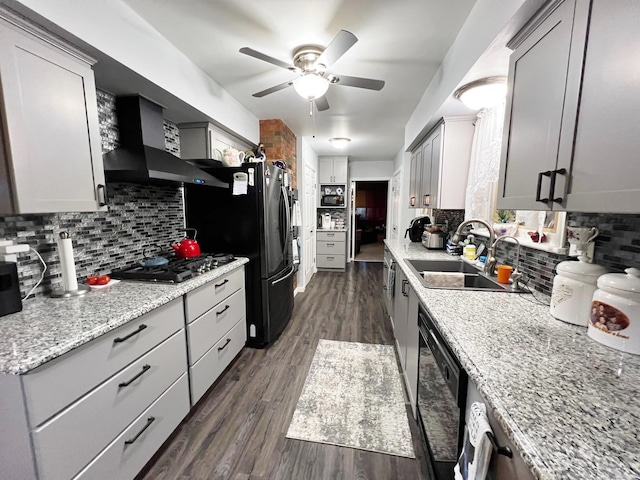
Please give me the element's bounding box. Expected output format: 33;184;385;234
417;304;467;480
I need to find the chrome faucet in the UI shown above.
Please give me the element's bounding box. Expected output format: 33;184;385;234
488;235;523;290
452;219;495;275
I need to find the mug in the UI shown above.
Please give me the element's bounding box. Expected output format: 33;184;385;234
567;226;599;245
222;148;241;167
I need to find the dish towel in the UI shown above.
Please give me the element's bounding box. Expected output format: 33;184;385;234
386;259;395;300
454;402;493;480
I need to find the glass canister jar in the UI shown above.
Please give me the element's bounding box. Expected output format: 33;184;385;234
588;267;640;355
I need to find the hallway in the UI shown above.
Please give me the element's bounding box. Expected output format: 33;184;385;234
139;263;428;480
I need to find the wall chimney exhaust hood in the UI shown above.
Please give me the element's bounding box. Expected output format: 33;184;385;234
103;96;227;188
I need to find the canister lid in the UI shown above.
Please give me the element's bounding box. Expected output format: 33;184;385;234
556;259;607;278
597;267;640;294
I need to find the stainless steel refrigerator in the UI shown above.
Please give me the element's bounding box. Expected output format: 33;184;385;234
184;162;295;347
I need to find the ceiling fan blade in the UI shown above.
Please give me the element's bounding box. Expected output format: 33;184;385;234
316;30;358;69
331;74;385;91
253;81;293;98
240;47;295;71
315;95;330;111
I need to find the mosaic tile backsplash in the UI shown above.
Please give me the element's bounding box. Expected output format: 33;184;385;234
480;212;640;295
1;89;185;298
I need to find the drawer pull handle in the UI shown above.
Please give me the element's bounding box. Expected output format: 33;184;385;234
216;305;230;316
215;279;229;288
327;243;334;246
113;324;147;343
218;338;231;351
124;416;155;445
119;364;151;388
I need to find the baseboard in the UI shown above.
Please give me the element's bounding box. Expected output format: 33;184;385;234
294;286;305;296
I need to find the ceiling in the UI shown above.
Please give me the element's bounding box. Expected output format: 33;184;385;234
122;0;477;162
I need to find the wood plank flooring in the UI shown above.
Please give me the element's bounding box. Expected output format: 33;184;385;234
138;262;430;480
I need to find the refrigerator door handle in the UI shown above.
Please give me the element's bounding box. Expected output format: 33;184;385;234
282;185;292;257
272;265;296;285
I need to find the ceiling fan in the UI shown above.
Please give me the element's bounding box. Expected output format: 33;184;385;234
239;30;385;111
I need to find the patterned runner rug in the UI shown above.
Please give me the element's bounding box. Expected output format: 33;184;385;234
286;339;415;458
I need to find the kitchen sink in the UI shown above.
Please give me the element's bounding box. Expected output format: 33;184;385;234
405;259;523;292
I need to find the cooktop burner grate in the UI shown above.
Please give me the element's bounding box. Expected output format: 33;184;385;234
111;253;235;283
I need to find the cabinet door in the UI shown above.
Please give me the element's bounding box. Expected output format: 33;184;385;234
563;1;640;212
393;269;409;370
318;158;334;184
408;149;422;208
404;286;420;418
419;139;433;208
332;157;348;183
0;22;105;213
497;0;577;211
429;128;442;208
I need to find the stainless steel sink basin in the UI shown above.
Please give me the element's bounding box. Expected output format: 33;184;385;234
405;259;523;293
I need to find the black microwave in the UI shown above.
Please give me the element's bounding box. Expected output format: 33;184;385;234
321;194;345;206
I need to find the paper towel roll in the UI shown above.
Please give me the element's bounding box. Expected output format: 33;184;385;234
57;233;78;292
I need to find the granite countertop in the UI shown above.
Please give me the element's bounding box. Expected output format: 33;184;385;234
0;258;249;375
384;239;640;480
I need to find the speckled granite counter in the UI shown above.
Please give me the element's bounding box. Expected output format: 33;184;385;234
385;239;640;480
0;258;249;375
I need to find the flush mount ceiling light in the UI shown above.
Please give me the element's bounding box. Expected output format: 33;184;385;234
454;76;508;110
329;137;351;149
293;73;330;100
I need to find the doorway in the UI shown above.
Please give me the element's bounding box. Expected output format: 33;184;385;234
351;180;389;262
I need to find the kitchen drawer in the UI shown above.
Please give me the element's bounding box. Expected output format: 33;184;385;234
33;329;187;480
186;267;244;323
73;373;190;480
317;231;346;242
187;288;246;365
317;254;346;269
190;318;246;405
24;298;184;427
317;240;345;255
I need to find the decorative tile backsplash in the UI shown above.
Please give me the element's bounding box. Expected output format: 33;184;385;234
0;89;185;298
483;212;640;295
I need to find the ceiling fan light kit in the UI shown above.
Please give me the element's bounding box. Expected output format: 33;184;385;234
293;73;329;100
329;137;351;149
239;30;385;112
454;76;507;110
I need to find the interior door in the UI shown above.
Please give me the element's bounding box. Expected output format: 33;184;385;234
303;165;317;285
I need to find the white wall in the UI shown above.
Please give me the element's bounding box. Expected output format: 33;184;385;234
404;0;536;150
14;0;259;144
349;160;394;180
296;137;318;291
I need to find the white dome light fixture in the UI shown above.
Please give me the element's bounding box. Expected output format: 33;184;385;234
329;137;351;149
293;73;329;100
454;76;508;110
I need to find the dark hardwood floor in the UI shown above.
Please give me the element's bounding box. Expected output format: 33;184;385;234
139;262;429;480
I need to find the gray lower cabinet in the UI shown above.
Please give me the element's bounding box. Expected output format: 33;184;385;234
391;265;419;418
185;267;247;405
499;0;640;213
0;297;189;480
0;8;106;214
317;231;346;270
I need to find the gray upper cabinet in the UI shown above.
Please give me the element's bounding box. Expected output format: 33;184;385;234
499;0;639;213
179;122;250;160
409;118;473;209
318;156;348;183
0;10;106;214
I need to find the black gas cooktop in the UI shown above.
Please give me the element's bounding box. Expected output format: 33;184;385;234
111;253;235;283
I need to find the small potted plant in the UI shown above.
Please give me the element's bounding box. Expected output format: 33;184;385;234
493;210;518;236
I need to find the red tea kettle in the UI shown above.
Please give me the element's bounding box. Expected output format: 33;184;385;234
171;228;201;258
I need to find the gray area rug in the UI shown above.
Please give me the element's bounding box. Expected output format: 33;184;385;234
286;339;415;458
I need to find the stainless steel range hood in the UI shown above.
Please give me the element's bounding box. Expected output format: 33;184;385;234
103;96;227;188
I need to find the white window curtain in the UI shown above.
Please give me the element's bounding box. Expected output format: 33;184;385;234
464;100;506;222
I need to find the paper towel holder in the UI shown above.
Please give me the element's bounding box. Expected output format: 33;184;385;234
50;232;90;298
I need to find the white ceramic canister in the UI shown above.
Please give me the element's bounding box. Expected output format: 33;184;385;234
550;258;607;326
588;268;640;355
